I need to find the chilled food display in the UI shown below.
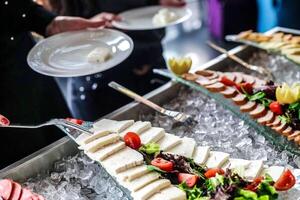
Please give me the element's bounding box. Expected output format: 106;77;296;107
73;119;297;200
181;70;300;146
226;30;300;65
0;179;44;200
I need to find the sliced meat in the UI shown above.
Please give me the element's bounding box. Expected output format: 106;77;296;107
281;126;293;136
20;188;33;200
249;104;267;119
233;72;243;84
9;182;22;200
295;136;300;144
195;70;218;79
220;87;238;98
0;179;13;200
240;101;257;112
223;73;236;81
205;82;226;92
272;123;288;133
182;73;199;81
37;195;45;200
266;116;281;127
195;76;218;86
232;94;247;105
242;74;256;85
257;110;275;125
288;131;300;141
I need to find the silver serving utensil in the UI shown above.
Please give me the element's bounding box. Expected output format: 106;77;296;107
0;119;92;141
109;81;195;123
207;41;275;80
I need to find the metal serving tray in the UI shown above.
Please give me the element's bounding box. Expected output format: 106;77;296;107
0;26;298;184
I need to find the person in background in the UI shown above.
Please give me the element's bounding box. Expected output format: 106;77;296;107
48;0;186;120
0;0;110;168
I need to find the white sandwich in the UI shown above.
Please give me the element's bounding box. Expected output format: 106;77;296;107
119;121;152;137
87;47;112;64
101;146;144;174
157;133;182;151
81;133;120;153
86;141;125;161
132;179;171;200
168;137;196;158
148;186;187;200
139;127;165;144
193;146;210;165
205;151;230;169
92;119;134;133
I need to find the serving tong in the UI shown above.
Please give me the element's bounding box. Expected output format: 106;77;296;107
207;41;275;80
0;118;92;141
109;81;196;124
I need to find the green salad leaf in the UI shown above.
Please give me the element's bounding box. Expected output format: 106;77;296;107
249;92;266;101
206;174;225;192
146;165;166;173
139;142;160;155
178;182;207;200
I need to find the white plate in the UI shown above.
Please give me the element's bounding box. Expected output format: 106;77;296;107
27;29;134;77
112;6;192;31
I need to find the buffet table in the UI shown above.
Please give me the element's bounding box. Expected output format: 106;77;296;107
1;27;300;199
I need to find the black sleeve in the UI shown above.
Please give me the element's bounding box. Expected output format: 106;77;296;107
27;1;57;36
146;0;160;5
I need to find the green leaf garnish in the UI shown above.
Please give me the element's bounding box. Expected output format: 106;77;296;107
147;165;166;173
279;115;291;124
249;92;266;101
139;142;160;155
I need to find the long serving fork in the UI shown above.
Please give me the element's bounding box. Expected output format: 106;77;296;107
108;81;196;124
207;41;275;80
0;119;92;141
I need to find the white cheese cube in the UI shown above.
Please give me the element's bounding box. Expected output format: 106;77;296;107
193;146;210;165
223;159;251;170
157;133;181;151
205;151;229;169
82;130;111;145
139;127;165;144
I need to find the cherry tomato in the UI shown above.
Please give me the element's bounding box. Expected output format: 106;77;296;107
178;173;198;188
236;83;253;94
220;76;237;86
269;101;283;115
0;114;10;126
65;118;84;125
274;169;296;191
151;158;174;172
124;132;142;150
204;168;225;178
245;176;263;192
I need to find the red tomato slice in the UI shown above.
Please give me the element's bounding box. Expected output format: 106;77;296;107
178;173;198;188
20;188;34;200
220;76;237;86
9;182;22;200
0;115;10;126
274;169;296;191
204;168;225;178
65;118;84;125
123;132;142;150
236;83;253;94
0;179;13;200
269;101;283;115
245;176;263;192
151;158;174;172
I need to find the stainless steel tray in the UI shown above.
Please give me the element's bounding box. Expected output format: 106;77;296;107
1;26;299;196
